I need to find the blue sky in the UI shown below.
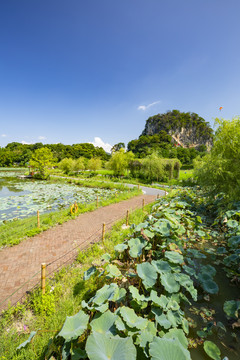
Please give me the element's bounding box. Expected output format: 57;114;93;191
0;0;240;151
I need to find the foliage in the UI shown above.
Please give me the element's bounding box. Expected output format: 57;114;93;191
194;117;240;199
107;149;134;176
29;147;55;179
87;158;102;172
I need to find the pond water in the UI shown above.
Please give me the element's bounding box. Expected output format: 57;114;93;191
0;170;116;224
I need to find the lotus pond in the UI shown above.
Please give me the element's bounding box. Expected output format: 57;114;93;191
0;171;119;224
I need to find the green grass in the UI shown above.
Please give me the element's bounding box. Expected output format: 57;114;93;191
0;203;153;360
0;186;141;249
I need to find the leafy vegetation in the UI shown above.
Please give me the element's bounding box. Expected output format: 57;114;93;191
13;188;240;359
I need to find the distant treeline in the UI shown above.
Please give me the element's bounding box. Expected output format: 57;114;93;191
0;142;110;167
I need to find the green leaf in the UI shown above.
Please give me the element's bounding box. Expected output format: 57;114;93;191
165;251;184;264
119;306;148;330
227;219;239;228
129;286;148;302
153;220;171;237
160;272;180;293
152;260;171;273
90;310;117;335
223;300;240;319
128;238;147;258
17;331;37;350
106;264;122;279
150;291;168;308
91;283;118;305
152;307;172;330
137;262;157;289
142;229;155;239
203;341;221;360
83;266;97;281
228;235;240;249
201;279;219;295
101;253;111;262
149;337;191;360
114;243;128;253
85;332;137;360
57;310;89;341
163;328;188;348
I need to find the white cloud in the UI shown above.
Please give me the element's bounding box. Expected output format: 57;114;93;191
1;134;7;137
90;137;112;153
21;140;32;145
138;100;161;111
38;136;46;140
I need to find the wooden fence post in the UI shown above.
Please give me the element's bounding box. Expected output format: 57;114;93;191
97;195;99;208
142;198;145;210
102;223;106;243
41;263;46;295
37;210;40;228
138;184;140;190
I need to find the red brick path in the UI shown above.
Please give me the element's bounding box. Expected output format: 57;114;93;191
0;194;156;311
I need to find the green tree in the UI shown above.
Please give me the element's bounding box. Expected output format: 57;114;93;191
107;149;134;176
194;117;240;199
30;147;55;179
58;158;75;174
87;158;102;171
111;142;125;153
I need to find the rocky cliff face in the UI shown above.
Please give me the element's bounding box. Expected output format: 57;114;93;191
141;111;213;150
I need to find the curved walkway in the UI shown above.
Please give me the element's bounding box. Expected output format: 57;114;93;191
0;192;163;311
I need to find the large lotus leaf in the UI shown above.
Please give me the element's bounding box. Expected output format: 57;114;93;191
142;229;155;239
90;311;118;335
149;337;191;360
198;272;212;283
91;283;118;305
101;253;111;262
128;238;147;258
152;260;171;274
223;300;240;319
114;243;128;253
228;235;240;249
183;265;196;277
136;322;157;348
83;266;97;281
167;309;183;327
223;254;239;266
151;307;171;330
166;298;180;311
165;251;184;264
227;219;239;228
187;249;206;259
201;265;216;277
85;332;136;360
203;341;221;360
129;285;148;302
153;220;171;237
201;279;219;295
137;262;157;289
57;310;89;341
106;264;122;279
112;287;126;303
163;328;188;348
150;290;168;308
119;306;148;330
115;316;127;331
195;230;206;237
160;272;180;293
134;222;149;232
81;300;108;313
17;331;37;350
71;348;87;360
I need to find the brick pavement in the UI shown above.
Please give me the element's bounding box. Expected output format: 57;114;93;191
0;194;156;311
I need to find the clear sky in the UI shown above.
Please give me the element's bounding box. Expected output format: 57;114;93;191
0;0;240;151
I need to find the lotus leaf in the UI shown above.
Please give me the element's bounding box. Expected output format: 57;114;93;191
227;219;239;228
101;253;111;262
165;251;184;264
160;272;180;293
149;337;191;360
17;331;37;350
196;230;206;237
152;308;172;330
187;249;206;259
167;309;184;327
223;300;240;319
119;306;148;330
152;260;171;273
106;264;122;279
85;332;136;360
153;220;171;237
228;235;240;248
83;266;97;281
223;254;239;266
150;291;168;308
71;348;87;359
129;286;148;302
57;310;89;341
136;322;157;348
90;311;118;335
128;238;147;258
203;341;221;360
201;279;219;294
90;283;118;305
134;222;148;232
142;229;155;239
163;328;188;348
114;243;128;253
136;262;157;289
